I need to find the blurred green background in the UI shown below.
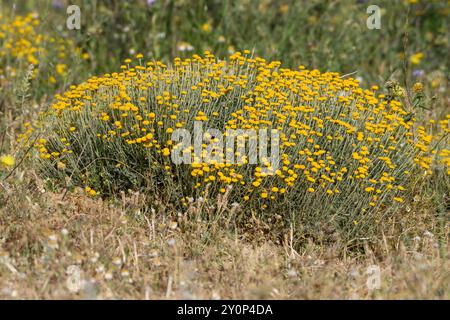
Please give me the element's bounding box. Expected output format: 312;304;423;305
3;0;448;81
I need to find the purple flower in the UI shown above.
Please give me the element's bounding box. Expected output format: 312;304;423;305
52;0;64;10
147;0;156;6
413;69;425;78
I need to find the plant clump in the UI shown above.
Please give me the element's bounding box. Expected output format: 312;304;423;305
22;51;449;242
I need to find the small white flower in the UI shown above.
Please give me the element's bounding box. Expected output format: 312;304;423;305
156;32;166;39
169;221;178;230
424;230;434;238
177;42;194;52
112;257;122;266
211;291;221;300
104;272;113;280
96;265;105;274
48;234;58;241
287;269;297;277
90;252;100;263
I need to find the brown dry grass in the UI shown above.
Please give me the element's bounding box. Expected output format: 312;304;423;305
0;171;448;300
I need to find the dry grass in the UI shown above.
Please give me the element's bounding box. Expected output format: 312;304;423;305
0;171;448;300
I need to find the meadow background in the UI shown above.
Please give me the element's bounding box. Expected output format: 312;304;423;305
0;0;449;299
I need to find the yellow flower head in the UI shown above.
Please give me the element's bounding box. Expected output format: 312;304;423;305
0;154;15;168
410;52;424;65
413;82;423;93
201;22;211;33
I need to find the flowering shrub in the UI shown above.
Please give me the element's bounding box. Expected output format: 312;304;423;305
25;52;449;241
0;13;87;100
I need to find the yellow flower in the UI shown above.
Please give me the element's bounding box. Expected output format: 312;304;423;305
201;22;211;33
85;186;98;197
56;63;67;75
252;181;261;187
393;197;404;203
410;52;424;65
413;82;423;93
57;161;66;170
280;4;289;14
0;154;15;168
162;148;171;156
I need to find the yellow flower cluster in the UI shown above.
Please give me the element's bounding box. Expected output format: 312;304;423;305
27;51;449;214
0;13;87;86
0;154;15;168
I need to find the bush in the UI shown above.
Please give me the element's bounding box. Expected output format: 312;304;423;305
26;52;449;243
0;13;87;111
